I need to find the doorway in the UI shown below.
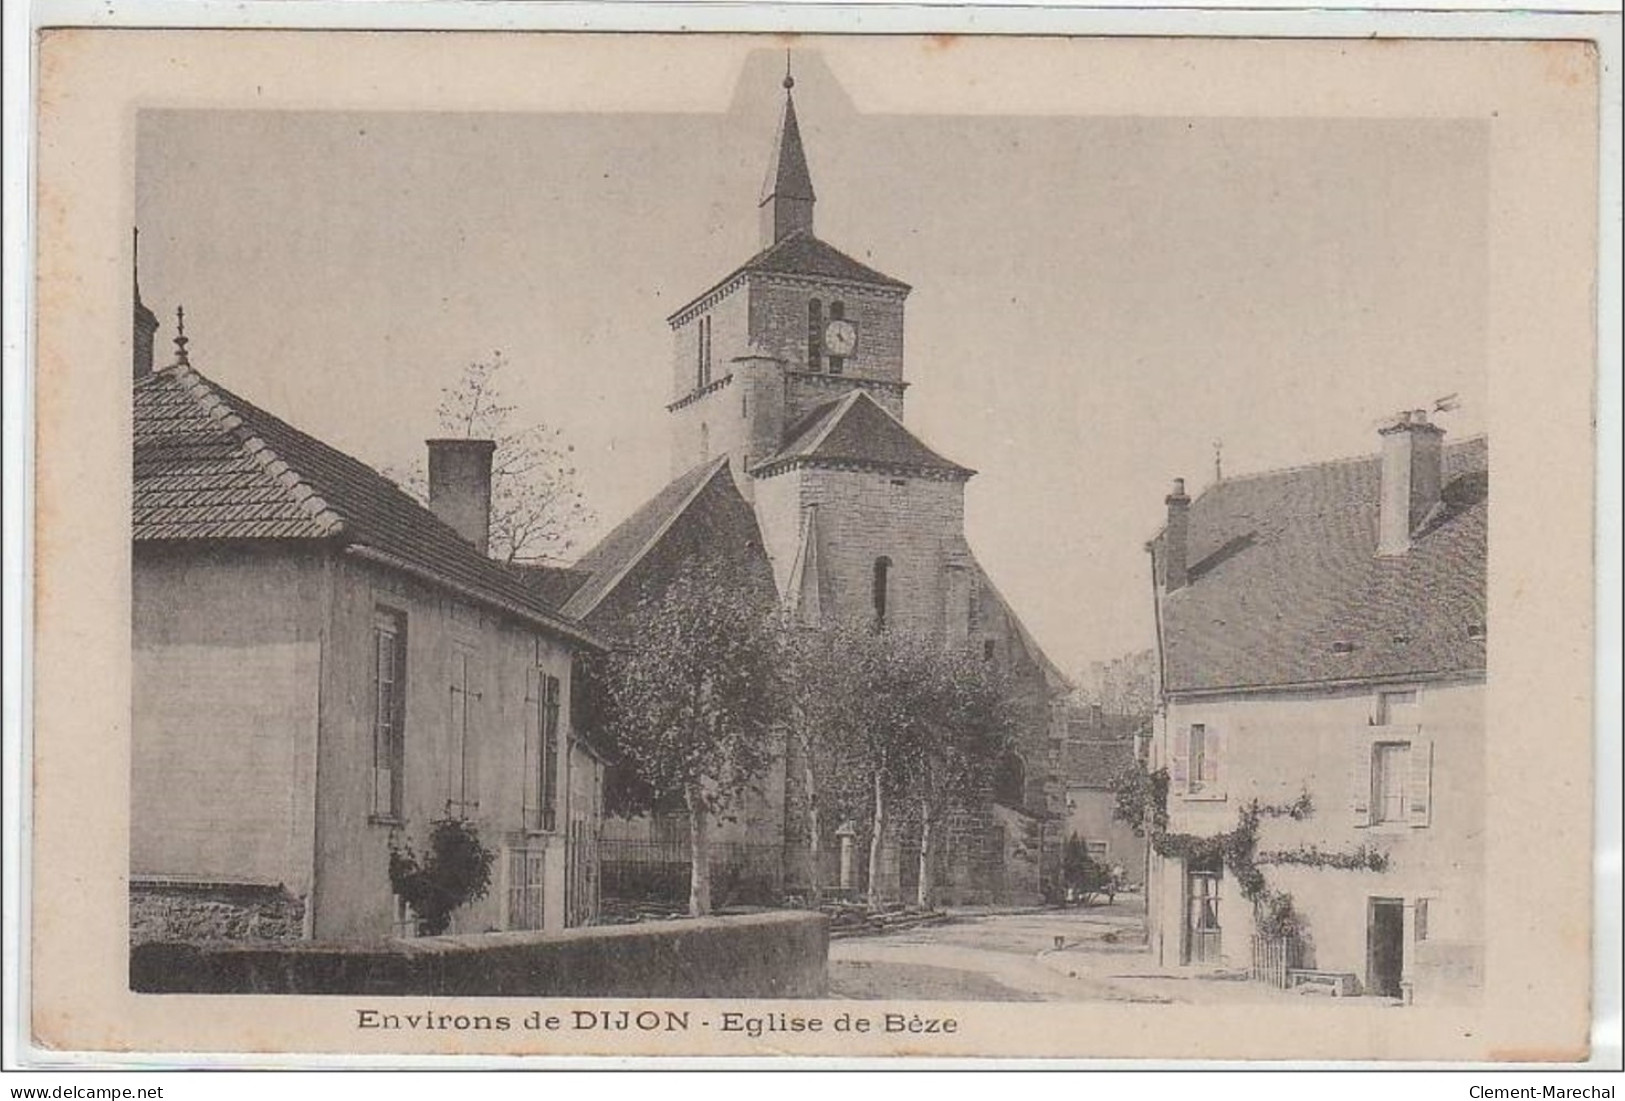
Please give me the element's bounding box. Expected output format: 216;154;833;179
1366;897;1405;997
1182;856;1223;965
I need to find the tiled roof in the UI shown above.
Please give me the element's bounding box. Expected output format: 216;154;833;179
1062;713;1145;789
761;92;816;205
559;457;732;620
755;390;974;478
668;231;909;324
133;364;599;648
506;562;594;608
1152;437;1488;694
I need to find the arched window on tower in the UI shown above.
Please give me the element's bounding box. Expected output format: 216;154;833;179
828;301;846;375
872;555;891;629
807;298;823;372
696;315;713;389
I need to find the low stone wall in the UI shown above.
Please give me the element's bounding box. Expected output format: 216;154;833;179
131;910;827;998
130;882;305;945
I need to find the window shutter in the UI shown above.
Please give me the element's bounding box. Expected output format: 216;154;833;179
1408;736;1434;827
1170;726;1189;790
1350;739;1372;826
1207;728;1223;795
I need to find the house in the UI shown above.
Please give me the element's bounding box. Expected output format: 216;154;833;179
1144;411;1487;1004
130;286;606;942
1060;705;1150;889
541;70;1071;906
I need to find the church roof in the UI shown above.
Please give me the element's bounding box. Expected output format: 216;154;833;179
133;362;601;648
1151;437;1488;695
761;91;816;205
754;390;974;479
560;456;746;623
667;232;910;326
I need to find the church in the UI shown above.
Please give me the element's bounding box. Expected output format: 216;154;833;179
534;68;1072;906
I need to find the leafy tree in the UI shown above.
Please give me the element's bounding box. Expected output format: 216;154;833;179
600;555;785;916
1060;832;1116;905
387;817;496;936
396;351;593;563
904;647;1015;909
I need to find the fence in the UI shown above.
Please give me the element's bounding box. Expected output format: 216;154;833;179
1251;933;1304;989
599;838;782;907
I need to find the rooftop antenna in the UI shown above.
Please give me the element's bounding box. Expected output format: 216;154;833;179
173;305;190;366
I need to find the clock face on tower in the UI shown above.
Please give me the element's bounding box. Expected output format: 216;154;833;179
824;319;858;357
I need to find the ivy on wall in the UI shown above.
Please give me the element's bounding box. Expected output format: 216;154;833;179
1112;761;1388;940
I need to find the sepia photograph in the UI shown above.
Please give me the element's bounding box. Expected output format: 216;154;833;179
23;28;1604;1061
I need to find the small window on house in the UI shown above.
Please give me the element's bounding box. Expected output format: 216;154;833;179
1188;723;1217;794
807;299;823;371
371;609;407;821
1376;689;1418;726
872;555;891;628
1085;840;1110;862
1371;741;1412;825
523;668;563;832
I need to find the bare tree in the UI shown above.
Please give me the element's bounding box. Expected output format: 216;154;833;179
396;352;594;563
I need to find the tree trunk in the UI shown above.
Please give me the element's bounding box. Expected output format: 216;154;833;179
687;784;712;917
804;746;822;905
916;801;934;911
867;771;887;906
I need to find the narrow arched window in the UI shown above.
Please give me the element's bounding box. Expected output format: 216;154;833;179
807;298;823;372
994;751;1026;807
872;555;891;628
696;315;712;388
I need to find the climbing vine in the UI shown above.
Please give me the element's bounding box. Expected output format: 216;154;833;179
1111;760;1388;940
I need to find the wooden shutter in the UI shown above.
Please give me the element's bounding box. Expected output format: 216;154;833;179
1206;727;1222;795
1170;725;1189;790
1350;738;1372;826
1408;737;1434;827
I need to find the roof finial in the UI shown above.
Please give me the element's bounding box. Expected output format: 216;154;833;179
133;226;141;299
783;48;794;91
174;304;190;366
1213;439;1224;483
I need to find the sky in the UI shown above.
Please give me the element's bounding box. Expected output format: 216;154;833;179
134;45;1489;679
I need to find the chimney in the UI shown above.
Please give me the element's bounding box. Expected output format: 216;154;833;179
427;439;497;556
1377;410;1445;556
1163;477;1191;592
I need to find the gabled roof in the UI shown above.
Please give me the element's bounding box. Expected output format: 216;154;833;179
133;363;600;648
1151;437;1488;695
667;231;909;325
560;456;734;621
754;390;974;479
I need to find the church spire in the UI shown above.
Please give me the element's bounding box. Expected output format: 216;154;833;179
759;52;816;248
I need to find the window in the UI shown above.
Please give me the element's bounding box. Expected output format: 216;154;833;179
695;315;712;388
447;648;479;814
872;556;891;628
807;299;823;371
1376;689;1418;726
1188;723;1219;794
983;639;997;662
1371;742;1412;824
993;752;1026;806
371;609;407;821
1085;840;1110;862
827;300;846;375
1414;898;1430;942
523;667;562;832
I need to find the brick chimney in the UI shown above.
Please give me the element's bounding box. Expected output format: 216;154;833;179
1377;410;1445;556
1163;477;1191;592
427;439;497;556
